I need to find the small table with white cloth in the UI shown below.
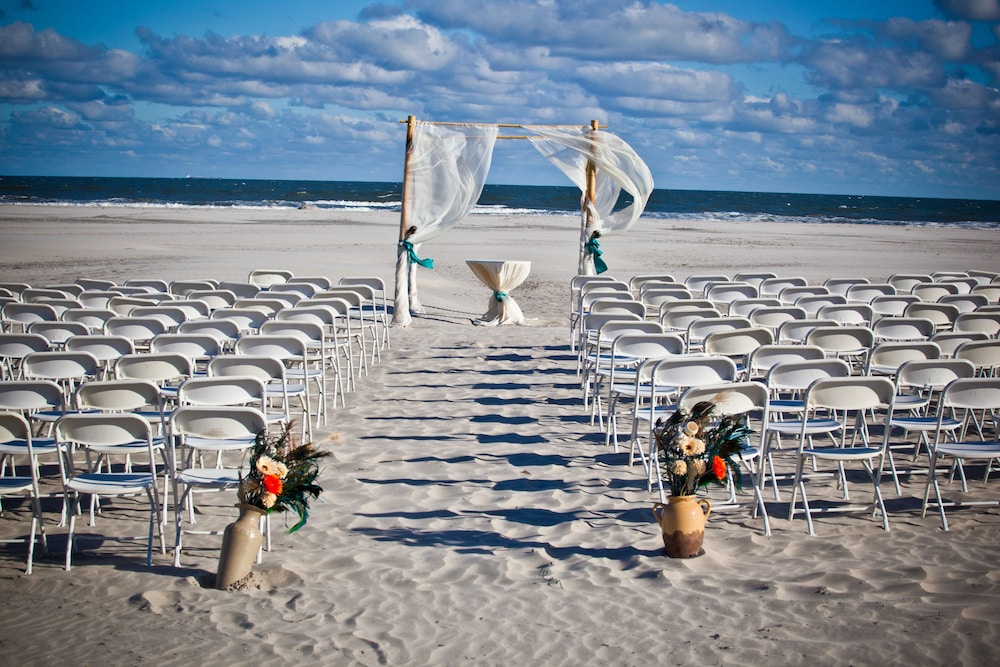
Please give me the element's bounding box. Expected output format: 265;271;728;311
465;260;531;326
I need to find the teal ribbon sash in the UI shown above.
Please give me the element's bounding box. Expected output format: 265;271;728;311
400;240;434;269
493;290;508;302
584;236;608;274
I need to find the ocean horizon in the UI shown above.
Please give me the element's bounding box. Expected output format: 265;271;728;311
1;175;998;230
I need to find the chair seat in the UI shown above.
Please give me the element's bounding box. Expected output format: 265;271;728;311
890;416;961;432
176;467;242;487
180;436;254;452
802;446;881;461
933;442;1000;460
892;394;929;410
0;439;62;457
67;472;155;495
767;418;841;435
0;476;34;493
87;438;166;456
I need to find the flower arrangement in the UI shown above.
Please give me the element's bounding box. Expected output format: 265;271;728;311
653;398;752;497
238;423;330;532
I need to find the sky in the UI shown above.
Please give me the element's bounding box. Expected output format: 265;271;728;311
1;0;999;199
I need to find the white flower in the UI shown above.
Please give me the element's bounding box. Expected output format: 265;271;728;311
256;455;289;479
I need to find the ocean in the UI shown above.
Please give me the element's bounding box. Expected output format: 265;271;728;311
1;175;998;230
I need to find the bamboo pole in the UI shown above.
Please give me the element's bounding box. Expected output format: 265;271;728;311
392;115;416;327
581;119;600;275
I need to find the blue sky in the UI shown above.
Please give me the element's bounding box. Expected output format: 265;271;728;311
1;0;998;198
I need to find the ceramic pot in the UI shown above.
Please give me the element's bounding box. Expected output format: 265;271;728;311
652;495;711;558
216;503;266;589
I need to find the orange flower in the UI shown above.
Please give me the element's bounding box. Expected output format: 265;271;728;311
712;455;727;480
263;474;283;495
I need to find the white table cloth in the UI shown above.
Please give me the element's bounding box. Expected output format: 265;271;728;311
465;260;531;326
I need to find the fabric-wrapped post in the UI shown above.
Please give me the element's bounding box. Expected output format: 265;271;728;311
466;260;531;326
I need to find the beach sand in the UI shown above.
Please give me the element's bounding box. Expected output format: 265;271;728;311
1;204;999;665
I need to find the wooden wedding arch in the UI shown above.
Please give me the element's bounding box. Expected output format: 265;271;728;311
392;116;653;327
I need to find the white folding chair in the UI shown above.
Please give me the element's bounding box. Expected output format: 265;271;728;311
0;412;48;573
787;376;896;535
922;378;1000;530
56;413;165;570
170;406;267;567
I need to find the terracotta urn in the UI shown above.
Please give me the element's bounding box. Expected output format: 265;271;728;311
652;495;711;558
216;503;266;589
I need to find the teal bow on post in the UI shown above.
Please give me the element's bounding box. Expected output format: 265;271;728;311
400;240;434;269
493;290;508;302
584;234;608;274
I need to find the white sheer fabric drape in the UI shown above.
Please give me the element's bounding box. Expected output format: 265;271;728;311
393;122;498;326
525;125;654;275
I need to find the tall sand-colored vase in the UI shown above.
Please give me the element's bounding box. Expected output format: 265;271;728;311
216;503;266;589
652;495;711;558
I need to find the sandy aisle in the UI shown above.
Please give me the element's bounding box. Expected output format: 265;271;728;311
0;205;999;665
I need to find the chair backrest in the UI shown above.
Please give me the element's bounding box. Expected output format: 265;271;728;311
129;306;189;329
937;293;989;314
759;276;808;298
60;307;117;332
953;312;1000;336
216;281;261;299
658;307;722;332
149;333;222;361
248;269;294;287
2;303;59;329
639;288;695;311
954;339;1000;375
794;294;848;317
55;412;153;454
595;320;664;346
166;299;212;321
256;291;303;308
107;295;157;316
176;376;267;407
733;272;777;287
104;316;168;342
0;411;37;462
702;327;774;358
930;331;990;357
27;321;91;347
649;355;738;396
971;284;1000;302
805;326;875;355
233;334;307;362
866;341;942;375
169;405;267;442
77;291;120;309
749;306;807;331
779;285;831;305
765;358;852;392
903;302;960;330
610;333;685;362
939;377;1000;412
587;298;646;320
872;316;936;342
685;316;753;347
746;344;826;379
74;278;117;292
274;282;318;298
911;282;960;301
209;308;270;333
177;318;242;344
0;379;66;412
705;282;758;304
894;358;976;392
847;283;897;303
75;379;162;413
63;335;135;366
727;298;783;317
208;355;287;384
232;298;287;316
258;320;326;346
684;274;731;295
869;295;921;317
816;303;874;326
21;351;100;384
776;318;839;344
823;278;870;296
0;333;51;361
188;289;239;310
124;278;170;293
114;352;193;384
805;376;895;412
677;380;769;419
628;274;676;293
887;273;932;293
